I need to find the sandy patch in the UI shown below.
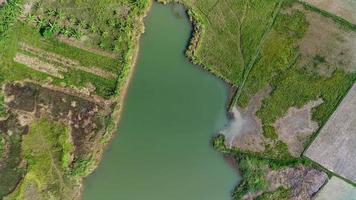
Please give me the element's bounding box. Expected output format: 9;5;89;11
298;8;356;76
274;99;323;157
302;0;356;25
305;84;356;183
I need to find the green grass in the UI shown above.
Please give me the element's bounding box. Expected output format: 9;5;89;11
8;118;74;199
238;9;308;107
172;0;282;85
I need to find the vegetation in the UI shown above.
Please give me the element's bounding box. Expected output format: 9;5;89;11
182;0;355;199
0;0;22;43
0;0;150;198
6;118;75;200
28;0;149;54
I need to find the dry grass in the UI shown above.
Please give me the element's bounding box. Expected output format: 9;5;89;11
302;0;356;25
298;8;356;76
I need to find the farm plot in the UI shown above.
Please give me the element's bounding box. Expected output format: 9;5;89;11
302;0;356;25
298;7;356;77
315;177;356;200
0;23;120;99
305;84;356;183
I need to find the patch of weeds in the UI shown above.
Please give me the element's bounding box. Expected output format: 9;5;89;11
256;187;290;200
68;157;94;177
262;125;278;140
233;156;269;199
238;8;308;108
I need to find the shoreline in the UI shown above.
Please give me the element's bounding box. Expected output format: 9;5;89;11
76;1;153;199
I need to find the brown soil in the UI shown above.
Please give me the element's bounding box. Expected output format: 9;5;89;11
266;165;328;200
274;99;323;157
14;53;64;78
4;82;112;158
298;7;356;76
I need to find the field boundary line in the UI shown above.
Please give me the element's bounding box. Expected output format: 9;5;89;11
229;0;284;110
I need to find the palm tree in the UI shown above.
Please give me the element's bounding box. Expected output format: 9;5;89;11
26;14;37;24
46;9;56;17
79;20;87;29
36;18;47;28
89;23;97;33
57;9;65;20
60;27;71;37
72;29;83;40
48;21;60;33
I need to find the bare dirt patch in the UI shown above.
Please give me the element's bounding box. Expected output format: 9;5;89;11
302;0;356;25
14;53;64;78
274;99;323;157
298;8;356;76
305;84;356;183
266;165;328;200
223;87;272;152
315;177;356;200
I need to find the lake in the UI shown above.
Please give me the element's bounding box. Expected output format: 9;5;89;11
83;3;239;200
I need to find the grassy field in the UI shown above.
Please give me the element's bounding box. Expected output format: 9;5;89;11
160;0;281;85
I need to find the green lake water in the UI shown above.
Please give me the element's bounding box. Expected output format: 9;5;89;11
83;3;239;200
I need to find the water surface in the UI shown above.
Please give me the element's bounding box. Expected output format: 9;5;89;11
83;3;238;200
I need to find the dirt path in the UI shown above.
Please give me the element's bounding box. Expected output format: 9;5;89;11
57;37;118;59
38;133;69;198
